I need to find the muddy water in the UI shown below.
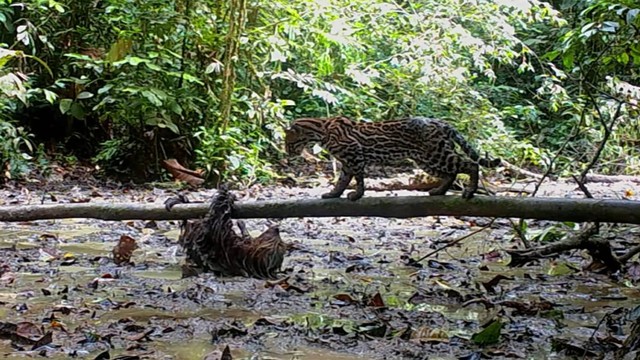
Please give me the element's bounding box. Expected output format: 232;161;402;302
0;180;639;359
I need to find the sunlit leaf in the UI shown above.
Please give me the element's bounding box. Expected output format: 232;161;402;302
127;57;148;66
97;84;113;95
205;60;223;74
106;38;133;63
43;89;57;104
76;91;93;100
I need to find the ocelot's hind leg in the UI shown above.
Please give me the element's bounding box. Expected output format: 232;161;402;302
347;172;365;201
345;162;366;201
322;169;353;199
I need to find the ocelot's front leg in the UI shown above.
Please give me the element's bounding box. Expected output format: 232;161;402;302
428;174;456;196
322;169;353;199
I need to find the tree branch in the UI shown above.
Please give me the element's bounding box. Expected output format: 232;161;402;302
0;196;639;223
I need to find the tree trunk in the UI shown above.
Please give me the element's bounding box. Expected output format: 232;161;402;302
0;195;639;224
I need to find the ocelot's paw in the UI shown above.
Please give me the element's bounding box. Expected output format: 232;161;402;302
321;192;341;199
347;191;363;201
462;189;475;199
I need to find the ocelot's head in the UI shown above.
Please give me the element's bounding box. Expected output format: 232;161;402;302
284;118;327;155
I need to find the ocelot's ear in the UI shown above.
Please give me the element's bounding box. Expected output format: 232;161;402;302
284;127;297;137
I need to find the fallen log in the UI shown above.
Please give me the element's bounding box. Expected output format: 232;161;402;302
0;195;639;224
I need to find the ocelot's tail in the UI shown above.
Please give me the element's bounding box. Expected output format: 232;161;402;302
446;124;501;168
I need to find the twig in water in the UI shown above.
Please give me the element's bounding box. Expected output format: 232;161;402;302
415;218;496;263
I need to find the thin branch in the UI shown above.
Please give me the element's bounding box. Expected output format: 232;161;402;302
579;97;623;183
414;218;496;263
531;105;587;197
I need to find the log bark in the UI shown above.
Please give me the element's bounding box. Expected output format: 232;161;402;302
0;196;639;224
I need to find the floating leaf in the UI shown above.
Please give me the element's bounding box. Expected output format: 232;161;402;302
112;235;139;266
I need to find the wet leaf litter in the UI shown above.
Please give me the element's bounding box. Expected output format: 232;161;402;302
0;170;638;359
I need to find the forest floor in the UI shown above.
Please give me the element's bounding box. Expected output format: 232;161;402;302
0;163;639;360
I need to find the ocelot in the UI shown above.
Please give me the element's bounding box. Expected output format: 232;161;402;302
284;116;501;201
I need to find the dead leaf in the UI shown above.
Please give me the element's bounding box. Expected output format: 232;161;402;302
481;274;513;293
126;328;154;342
31;331;53;350
366;292;385;308
112;235;139;266
16;321;43;340
162;159;205;186
625;189;635;198
39;233;58;241
333;293;357;305
411;326;449;343
221;345;232;360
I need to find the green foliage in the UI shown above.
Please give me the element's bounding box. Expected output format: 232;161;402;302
194;125;276;185
0;45;42;179
1;0;639;182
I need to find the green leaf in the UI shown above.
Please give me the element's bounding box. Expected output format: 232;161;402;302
542;50;561;61
227;154;241;170
144;62;162;71
547;261;575;276
141;90;162;106
92;96;115;111
76;91;93;100
471;320;502;346
69;103;85;120
163;120;180;134
601;21;619;33
150;88;168;100
64;53;94;61
627;9;640;25
562;50;574;69
205;61;222;74
43;89;57;104
127;57;148;66
169;102;183;116
106;38;133;63
618;52;629;65
97;84;113;95
59;99;73;114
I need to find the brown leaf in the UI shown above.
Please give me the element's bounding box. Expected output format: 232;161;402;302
221;345;233;360
126;328;154;342
162;159;205;186
367;292;386;308
112;235;139;266
264;276;290;288
333;294;357;304
481;274;513;293
411;326;449;344
204;346;233;360
94;350;110;360
39;233;58;241
50;320;68;333
16;321;43;340
31;331;53;350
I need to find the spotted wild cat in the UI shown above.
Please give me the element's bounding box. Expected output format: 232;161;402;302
284;116;501;201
